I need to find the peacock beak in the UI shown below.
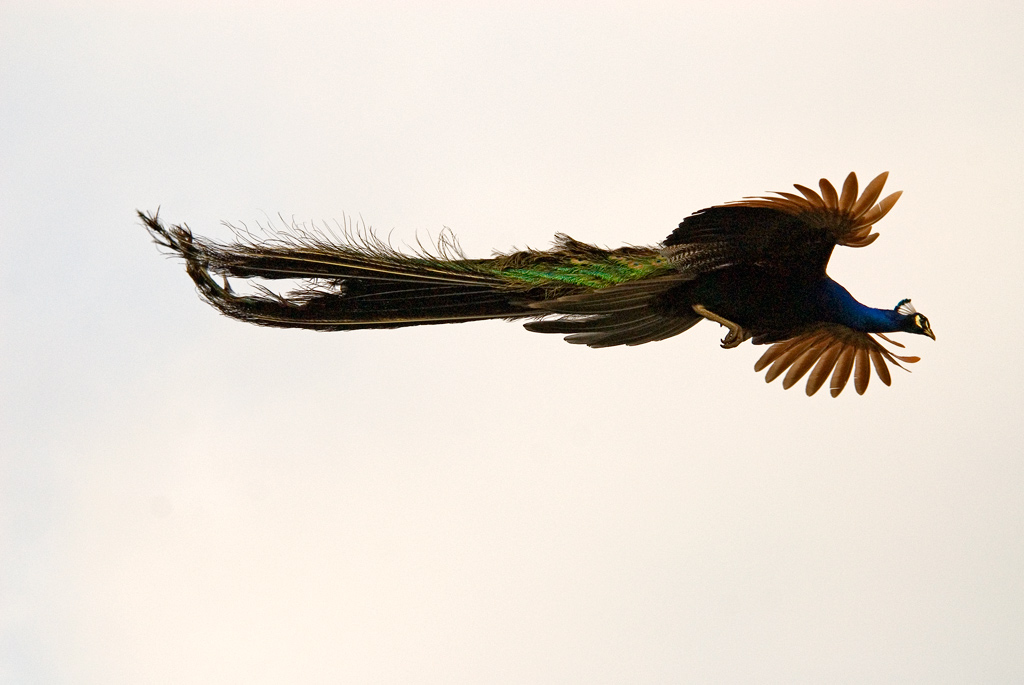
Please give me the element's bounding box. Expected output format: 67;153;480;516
924;327;936;340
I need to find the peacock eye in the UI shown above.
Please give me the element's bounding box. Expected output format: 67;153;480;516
914;314;923;327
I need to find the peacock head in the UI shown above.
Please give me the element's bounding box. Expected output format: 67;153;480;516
895;299;935;339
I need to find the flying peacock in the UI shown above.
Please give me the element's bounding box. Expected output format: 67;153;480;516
141;171;934;397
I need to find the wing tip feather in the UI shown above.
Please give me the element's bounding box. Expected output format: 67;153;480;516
724;171;901;247
754;327;920;397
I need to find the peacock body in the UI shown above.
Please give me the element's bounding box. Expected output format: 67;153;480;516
141;171;934;397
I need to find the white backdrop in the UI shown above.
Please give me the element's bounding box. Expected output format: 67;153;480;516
3;2;1022;682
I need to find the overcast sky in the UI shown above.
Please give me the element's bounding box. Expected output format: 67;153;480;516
3;2;1023;682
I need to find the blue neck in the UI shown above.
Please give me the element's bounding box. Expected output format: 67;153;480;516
816;279;906;333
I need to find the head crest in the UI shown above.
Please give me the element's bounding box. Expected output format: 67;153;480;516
895;298;917;315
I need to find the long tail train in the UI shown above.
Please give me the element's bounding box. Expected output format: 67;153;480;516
139;211;686;342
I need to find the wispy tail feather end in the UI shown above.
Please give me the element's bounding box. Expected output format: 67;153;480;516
138;210;540;330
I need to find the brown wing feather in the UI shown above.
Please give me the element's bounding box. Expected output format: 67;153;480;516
850;173;888;217
783;339;835;390
869;347;893;386
755;330;822;376
806;344;844;396
757;331;828;383
838;173;859;213
829;347;856;397
853;347;871;395
754;325;919;397
793;184;826;208
819;178;839;207
725;172;901;249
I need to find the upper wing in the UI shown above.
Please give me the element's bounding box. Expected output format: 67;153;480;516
661;172;902;277
753;324;920;397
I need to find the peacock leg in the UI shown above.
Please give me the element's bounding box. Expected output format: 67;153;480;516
692;304;751;349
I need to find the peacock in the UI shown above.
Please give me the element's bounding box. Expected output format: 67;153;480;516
141;171;934;397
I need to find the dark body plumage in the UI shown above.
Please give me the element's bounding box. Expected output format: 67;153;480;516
142;172;934;396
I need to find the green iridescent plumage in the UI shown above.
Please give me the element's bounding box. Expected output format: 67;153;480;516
493;243;672;290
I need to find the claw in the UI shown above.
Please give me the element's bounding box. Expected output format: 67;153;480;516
693;304;750;349
720;327;748;349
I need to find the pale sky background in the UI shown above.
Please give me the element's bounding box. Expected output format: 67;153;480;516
2;2;1023;683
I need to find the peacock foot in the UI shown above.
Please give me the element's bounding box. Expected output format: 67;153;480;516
692;304;751;349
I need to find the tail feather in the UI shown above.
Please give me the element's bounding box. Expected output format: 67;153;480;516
523;276;699;347
140;211;537;329
140;211;695;342
143;212;504;285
